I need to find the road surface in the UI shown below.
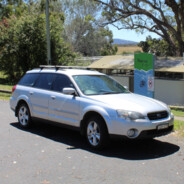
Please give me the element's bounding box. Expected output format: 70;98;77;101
0;100;184;184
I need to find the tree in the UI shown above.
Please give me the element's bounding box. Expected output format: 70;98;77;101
94;0;184;56
62;0;117;56
0;0;29;19
0;8;75;82
138;36;173;56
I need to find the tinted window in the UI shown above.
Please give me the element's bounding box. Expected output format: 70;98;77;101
19;73;39;87
52;74;74;92
34;73;54;90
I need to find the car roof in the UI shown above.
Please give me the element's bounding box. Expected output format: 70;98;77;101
27;68;104;76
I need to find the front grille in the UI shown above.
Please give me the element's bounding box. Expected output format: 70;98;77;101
147;111;168;120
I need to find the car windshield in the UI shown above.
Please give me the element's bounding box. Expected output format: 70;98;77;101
73;75;129;96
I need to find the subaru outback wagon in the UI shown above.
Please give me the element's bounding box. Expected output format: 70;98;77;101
10;66;174;149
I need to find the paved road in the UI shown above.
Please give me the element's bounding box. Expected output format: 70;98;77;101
0;100;184;184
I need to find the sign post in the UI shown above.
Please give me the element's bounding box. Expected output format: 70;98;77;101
134;53;154;98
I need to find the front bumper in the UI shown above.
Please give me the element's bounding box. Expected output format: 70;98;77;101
108;115;174;139
137;125;174;139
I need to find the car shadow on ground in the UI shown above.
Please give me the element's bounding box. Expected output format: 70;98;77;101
10;121;180;160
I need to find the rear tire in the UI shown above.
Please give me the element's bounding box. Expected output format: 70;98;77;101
85;116;109;149
17;103;31;128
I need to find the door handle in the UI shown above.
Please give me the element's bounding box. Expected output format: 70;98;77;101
29;92;33;95
51;96;56;100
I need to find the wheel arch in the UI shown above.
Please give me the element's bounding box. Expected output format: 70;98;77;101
15;99;30;117
80;110;109;136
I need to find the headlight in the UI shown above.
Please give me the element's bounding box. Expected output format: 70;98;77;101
117;110;145;120
168;106;171;113
168;106;174;116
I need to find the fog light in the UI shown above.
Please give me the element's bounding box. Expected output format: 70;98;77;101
127;129;136;138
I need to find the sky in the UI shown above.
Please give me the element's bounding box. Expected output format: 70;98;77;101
108;24;160;42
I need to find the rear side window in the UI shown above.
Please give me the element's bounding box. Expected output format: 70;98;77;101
18;73;39;87
34;73;54;90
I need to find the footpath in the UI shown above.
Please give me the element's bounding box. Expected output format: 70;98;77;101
175;116;184;121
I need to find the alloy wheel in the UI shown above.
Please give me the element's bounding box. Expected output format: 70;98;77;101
18;105;29;126
87;121;101;146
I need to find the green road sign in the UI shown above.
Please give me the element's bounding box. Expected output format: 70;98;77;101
134;53;154;98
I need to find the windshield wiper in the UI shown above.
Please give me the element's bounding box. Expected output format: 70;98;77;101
100;91;122;95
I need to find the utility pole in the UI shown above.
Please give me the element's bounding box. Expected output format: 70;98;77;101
46;0;51;65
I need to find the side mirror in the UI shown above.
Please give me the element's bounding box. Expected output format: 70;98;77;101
63;88;76;95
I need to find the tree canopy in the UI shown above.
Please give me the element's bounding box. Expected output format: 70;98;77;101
0;0;118;81
94;0;184;56
138;36;172;56
62;0;117;56
0;0;29;19
0;1;75;82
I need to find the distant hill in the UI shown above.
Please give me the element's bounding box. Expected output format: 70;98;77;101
113;38;138;45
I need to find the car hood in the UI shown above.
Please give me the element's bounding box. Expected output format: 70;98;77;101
88;93;168;114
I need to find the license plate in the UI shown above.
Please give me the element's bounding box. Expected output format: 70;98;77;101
157;124;169;130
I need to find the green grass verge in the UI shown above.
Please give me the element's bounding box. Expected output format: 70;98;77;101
171;110;184;117
170;106;184;112
0;84;13;91
174;120;184;136
0;92;11;100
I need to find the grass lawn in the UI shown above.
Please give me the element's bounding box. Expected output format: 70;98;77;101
171;110;184;117
0;84;13;91
174;120;184;136
117;46;142;55
0;92;11;100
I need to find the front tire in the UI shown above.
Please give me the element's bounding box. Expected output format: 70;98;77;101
17;103;31;128
85;116;109;149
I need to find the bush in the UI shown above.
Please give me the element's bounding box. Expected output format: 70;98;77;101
0;13;75;82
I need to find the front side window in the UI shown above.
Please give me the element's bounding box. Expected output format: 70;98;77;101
18;73;40;87
34;73;54;90
52;74;74;92
73;75;129;95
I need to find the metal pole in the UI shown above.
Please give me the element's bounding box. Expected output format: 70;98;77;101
46;0;51;65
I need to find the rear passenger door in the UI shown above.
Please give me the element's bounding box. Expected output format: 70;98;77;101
30;73;54;120
48;74;81;127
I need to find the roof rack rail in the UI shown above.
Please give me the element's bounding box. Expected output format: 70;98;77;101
39;65;91;71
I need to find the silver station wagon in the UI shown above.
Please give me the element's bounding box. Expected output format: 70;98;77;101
10;66;174;149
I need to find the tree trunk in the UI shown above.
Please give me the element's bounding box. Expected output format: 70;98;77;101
177;40;184;57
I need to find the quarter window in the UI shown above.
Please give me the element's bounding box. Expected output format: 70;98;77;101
18;73;40;87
